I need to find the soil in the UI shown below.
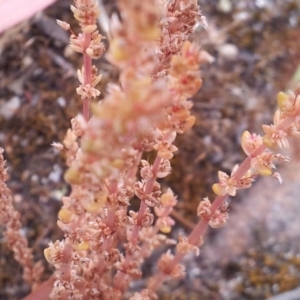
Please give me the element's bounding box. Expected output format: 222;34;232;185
1;0;300;299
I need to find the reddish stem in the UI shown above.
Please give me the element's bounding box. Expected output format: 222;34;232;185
114;156;163;291
83;32;92;121
130;156;162;244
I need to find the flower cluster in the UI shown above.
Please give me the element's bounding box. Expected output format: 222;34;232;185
211;90;300;198
5;0;300;299
43;0;209;299
147;87;300;294
0;148;44;289
212;166;254;196
154;0;207;78
57;0;105;120
144;78;300;299
197;197;228;229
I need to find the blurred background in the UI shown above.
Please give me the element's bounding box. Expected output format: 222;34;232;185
0;0;300;299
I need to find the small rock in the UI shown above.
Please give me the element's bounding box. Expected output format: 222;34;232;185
0;96;20;119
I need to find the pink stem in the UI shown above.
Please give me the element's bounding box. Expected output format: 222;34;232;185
106;209;116;232
83;32;92;121
114;156;162;290
130;156;162;244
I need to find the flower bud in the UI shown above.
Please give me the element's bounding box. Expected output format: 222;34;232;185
64;167;81;185
212;183;226;196
160;226;171;234
58;208;73;223
44;247;53;264
72;241;89;251
181;115;196;132
82;24;97;33
277;91;288;111
262;135;276;149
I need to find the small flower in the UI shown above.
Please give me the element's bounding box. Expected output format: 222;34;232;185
157;159;172;178
212;165;254;196
44;240;65;265
277;91;300;118
76;84;101;99
144;193;161;207
134;181;145;199
140;160;153;180
181;41;213;68
157;250;185;279
197;197;211;219
241;131;263;156
70;1;100;29
251;151;290;177
129;208;154;227
167;102;196;133
71;115;87;137
156;216;175;233
208;209;228;228
115;258;141;279
251;151;274;176
86;32;105;59
160;188;177;207
63;129;78;152
197;198;228;228
69;34;84;53
141;209;154;227
262;110;290;148
176;234;200;256
153;130;178;159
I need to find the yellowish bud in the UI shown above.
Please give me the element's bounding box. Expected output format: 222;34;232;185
241;130;250;143
95;191;107;205
277;92;288;110
160;192;173;206
81;198;105;214
262;135;276;149
58;208;73;223
241;130;251;155
160;226;171;234
73;241;89;251
64;167;81;185
44;248;52;264
182;115;196;132
256;165;272;176
212;183;226;196
85;47;95;57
